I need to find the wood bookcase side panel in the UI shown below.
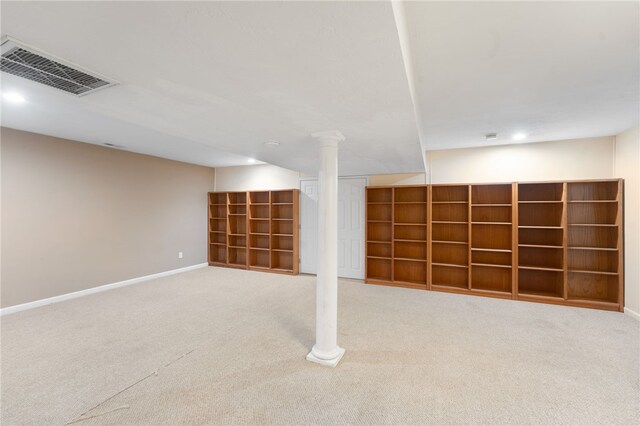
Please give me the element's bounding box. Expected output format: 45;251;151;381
209;244;227;264
394;186;428;203
568;249;618;274
432;242;468;265
471;224;512;250
229;204;247;215
250;191;270;204
250;220;270;234
250;204;270;219
519;246;563;269
567;181;619;201
367;257;392;281
394;204;426;223
210;204;227;218
472;205;512;223
368;242;392;258
518;182;563;201
368;204;392;221
228;192;247;205
249;249;270;268
272;220;294;235
432;223;467;243
518;268;564;298
209;193;226;205
431;185;469;202
471;265;512;293
228;246;247;267
210;218;227;232
567;226;618;248
393;259;427;286
368;222;392;242
395;224;427;241
250;234;270;249
367;187;393;203
394;241;427;260
472;250;512;266
229;216;247;236
210;232;226;244
567;271;618;304
272;250;294;271
568;203;618;225
471;184;512;205
272;235;293;251
432;203;468;222
519;203;563;227
229;235;247;248
271;190;294;204
432;264;468;289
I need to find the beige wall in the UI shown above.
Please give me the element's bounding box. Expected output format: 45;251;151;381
1;128;215;308
615;127;640;315
214;164;300;192
369;173;426;186
427;136;615;184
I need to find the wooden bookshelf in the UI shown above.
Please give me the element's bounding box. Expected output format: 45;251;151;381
365;179;624;312
366;187;394;283
227;192;248;269
517;182;565;301
393;186;428;288
429;185;469;291
208;192;228;265
208;189;299;275
566;180;622;308
365;186;428;289
469;183;515;298
270;190;299;274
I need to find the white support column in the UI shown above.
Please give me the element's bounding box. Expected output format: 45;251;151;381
307;130;346;367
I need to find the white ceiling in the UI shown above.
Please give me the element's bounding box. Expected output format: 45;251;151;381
1;1;638;174
0;1;420;175
403;1;639;151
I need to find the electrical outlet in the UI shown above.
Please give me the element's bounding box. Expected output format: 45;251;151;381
178;252;183;259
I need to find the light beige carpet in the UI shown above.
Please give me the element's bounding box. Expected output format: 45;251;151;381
1;266;638;425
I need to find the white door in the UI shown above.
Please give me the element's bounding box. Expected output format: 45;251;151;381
300;177;367;279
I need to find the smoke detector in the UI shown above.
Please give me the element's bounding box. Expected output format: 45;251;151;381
0;36;118;96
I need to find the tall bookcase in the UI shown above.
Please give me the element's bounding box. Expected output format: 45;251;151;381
517;182;565;301
208;192;228;265
393;186;428;288
208;189;299;275
366;187;393;283
429;185;469;292
566;180;622;309
470;184;515;296
227;192;248;268
365;179;624;312
365;186;428;289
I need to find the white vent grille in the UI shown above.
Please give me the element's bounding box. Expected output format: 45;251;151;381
1;38;117;96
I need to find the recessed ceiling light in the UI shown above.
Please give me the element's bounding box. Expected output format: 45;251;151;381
512;132;527;141
247;158;256;164
2;92;26;103
263;140;280;147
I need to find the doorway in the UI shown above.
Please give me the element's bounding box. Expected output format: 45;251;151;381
299;177;367;279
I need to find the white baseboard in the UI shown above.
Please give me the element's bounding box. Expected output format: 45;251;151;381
0;263;208;316
624;307;640;321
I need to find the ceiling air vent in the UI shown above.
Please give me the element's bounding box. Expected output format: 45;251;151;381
0;37;118;96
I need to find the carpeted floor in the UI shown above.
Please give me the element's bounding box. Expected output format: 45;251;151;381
1;266;639;425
